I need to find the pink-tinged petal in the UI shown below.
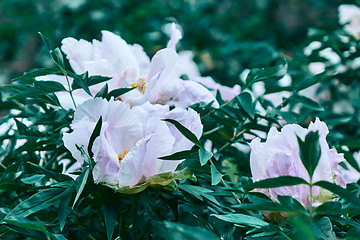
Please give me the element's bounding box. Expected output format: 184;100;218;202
250;118;345;209
99;31;139;85
61;38;94;74
92;130;120;185
176;51;201;78
194;76;241;101
164;107;203;152
141;120;175;177
63;118;96;164
169;79;219;108
117;136;149;187
147;48;178;90
129;44;151;78
166;23;182;49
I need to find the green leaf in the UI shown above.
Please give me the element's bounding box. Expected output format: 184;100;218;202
107;87;136;100
244;176;309;191
179;184;213;201
246;59;287;87
2;217;51;238
198;149;213;166
5;188;64;219
289;95;324;111
34;80;67;92
297;131;321;180
69;72;92;96
73;167;90;208
50;47;65;70
38;32;52;51
314;181;360;207
20;174;45;184
158;221;219;240
159;149;198;160
58;193;72;231
12;68;62;83
212;213;268;228
210;165;222;186
236;92;255;119
100;198;118;240
95;83;109;98
235;196;306;213
295;72;327;91
88;116;102;158
163;119;203;149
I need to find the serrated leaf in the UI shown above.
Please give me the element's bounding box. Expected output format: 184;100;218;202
211;165;222;185
289;95;324;111
159;149;198;160
199;149;213;166
297;131;321;180
212;213;268;228
88;116;102;158
163;119;203;149
236;92;255;119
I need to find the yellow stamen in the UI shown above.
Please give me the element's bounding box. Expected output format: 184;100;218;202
130;77;147;94
118;150;129;164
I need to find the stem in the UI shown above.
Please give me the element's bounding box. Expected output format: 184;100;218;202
132;194;139;240
201;97;236;119
279;231;292;240
64;70;77;108
218;129;246;152
209;158;242;205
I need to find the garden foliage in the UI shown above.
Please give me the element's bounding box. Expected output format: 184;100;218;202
1;1;360;239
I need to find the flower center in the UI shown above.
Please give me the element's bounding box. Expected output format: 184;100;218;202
118;150;129;164
130;77;147;94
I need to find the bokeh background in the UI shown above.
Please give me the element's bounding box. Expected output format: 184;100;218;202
0;0;347;86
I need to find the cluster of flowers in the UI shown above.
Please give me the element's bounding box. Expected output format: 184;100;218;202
40;23;240;189
36;21;360;211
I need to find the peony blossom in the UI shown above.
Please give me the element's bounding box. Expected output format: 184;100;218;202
175;50;240;101
249;118;345;208
63;98;202;188
38;24;219;109
339;151;360;183
339;4;360;37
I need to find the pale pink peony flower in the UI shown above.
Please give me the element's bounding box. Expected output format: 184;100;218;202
38;23;219;109
338;151;360;183
175;50;240;101
63;98;202;187
339;4;360;37
249;118;345;208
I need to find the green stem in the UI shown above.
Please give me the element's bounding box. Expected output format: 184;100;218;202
209;158;242;205
64;70;77;108
218;128;246;152
201;97;237;119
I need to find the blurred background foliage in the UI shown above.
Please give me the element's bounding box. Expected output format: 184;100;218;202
0;0;349;86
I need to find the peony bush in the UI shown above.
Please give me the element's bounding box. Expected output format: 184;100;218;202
1;3;360;239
